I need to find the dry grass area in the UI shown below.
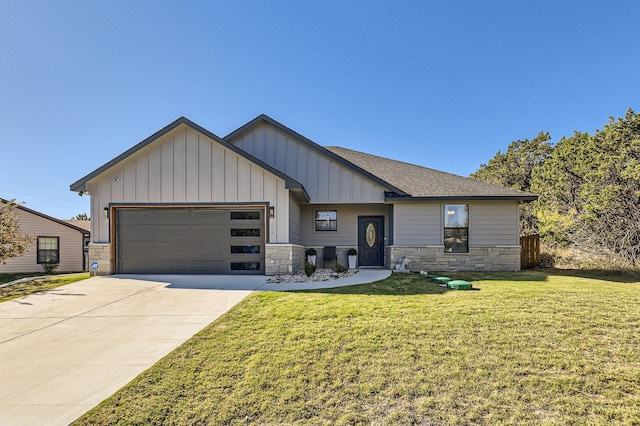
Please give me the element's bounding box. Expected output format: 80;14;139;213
75;270;640;425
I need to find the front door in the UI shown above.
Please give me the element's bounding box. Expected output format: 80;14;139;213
358;216;385;266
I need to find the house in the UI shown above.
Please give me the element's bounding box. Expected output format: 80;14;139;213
69;115;536;276
0;198;90;273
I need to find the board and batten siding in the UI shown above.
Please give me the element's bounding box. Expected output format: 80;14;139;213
0;209;85;273
392;200;520;246
301;204;390;247
85;125;290;243
229;123;387;203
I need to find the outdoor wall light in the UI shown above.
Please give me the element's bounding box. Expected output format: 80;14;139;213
269;206;275;218
103;207;109;219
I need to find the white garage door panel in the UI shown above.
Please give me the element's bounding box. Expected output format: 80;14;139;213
115;207;264;274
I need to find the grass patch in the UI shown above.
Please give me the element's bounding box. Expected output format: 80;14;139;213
0;273;90;303
0;273;38;285
75;271;640;425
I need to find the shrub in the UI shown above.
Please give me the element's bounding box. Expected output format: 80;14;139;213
305;248;317;256
42;260;59;274
304;261;316;277
334;263;347;273
539;251;556;268
347;248;357;256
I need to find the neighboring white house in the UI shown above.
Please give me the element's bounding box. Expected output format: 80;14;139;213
0;199;90;273
70;115;536;276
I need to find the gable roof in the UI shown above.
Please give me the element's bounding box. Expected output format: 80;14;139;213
65;220;91;232
224;114;410;197
69;117;309;201
0;198;90;234
325;146;537;201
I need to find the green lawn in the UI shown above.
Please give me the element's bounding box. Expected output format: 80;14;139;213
75;270;640;425
0;273;90;302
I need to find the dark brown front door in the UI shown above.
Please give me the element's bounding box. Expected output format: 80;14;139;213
358;216;384;266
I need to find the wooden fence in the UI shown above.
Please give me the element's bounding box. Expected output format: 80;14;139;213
520;234;540;269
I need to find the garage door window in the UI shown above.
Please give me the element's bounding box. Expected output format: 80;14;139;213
231;228;261;237
231;245;261;254
231;262;261;271
230;211;261;220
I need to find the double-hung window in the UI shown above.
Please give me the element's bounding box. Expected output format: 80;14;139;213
315;210;337;231
444;205;468;253
37;236;60;264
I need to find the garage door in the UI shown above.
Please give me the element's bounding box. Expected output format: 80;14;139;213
115;207;265;274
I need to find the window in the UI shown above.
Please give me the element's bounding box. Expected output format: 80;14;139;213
231;229;261;237
230;262;261;271
315;210;337;231
230;211;260;220
230;245;261;254
37;236;60;264
444;205;468;253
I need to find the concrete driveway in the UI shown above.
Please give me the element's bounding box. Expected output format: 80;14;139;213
0;275;265;426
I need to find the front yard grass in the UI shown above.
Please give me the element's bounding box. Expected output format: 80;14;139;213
75;270;640;425
0;273;90;302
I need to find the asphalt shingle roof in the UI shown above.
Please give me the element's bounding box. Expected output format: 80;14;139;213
325;146;537;200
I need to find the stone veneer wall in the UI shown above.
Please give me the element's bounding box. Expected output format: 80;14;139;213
387;245;521;272
88;243;112;275
265;244;305;275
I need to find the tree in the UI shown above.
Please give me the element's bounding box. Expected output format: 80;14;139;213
471;131;553;234
531;131;592;248
471;131;553;191
72;213;89;220
0;199;35;264
572;109;640;265
533;109;640;266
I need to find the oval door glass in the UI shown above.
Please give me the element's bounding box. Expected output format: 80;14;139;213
366;223;376;247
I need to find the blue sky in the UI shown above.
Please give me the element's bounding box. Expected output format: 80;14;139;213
1;1;639;219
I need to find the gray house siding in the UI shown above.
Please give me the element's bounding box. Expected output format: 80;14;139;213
228;123;387;203
392;202;442;245
391;200;519;246
470;201;520;245
289;195;303;245
388;200;521;272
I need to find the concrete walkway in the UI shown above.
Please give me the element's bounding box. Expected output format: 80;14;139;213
0;269;390;425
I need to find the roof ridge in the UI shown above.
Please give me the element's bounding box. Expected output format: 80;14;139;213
1;198;90;233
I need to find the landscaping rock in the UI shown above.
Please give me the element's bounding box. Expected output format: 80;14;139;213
266;269;358;283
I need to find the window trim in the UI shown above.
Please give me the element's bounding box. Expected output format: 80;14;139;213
443;204;469;254
315;209;338;232
37;236;60;264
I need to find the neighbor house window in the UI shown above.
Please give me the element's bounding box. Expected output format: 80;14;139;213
444;205;468;253
315;210;337;231
37;236;60;264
